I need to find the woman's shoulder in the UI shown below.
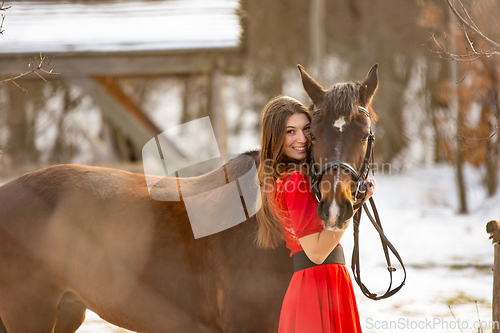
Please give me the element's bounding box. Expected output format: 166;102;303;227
279;170;309;183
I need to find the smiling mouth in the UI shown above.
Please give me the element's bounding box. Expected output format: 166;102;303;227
292;147;306;152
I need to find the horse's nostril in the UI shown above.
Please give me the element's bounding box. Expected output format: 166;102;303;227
317;200;330;221
336;199;353;227
343;199;351;211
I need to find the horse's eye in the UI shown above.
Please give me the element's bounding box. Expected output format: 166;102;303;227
309;132;316;142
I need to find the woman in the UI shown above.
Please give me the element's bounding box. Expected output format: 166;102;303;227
256;96;375;333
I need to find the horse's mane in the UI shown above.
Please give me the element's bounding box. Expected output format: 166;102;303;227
242;149;259;156
307;81;377;122
241;149;260;167
322;82;360;121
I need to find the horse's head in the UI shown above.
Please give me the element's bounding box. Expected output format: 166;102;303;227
298;64;378;230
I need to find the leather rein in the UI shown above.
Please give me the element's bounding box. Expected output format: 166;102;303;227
309;106;406;301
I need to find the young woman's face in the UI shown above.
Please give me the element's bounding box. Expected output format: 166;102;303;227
283;113;310;160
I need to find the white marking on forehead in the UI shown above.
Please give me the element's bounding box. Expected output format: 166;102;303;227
333;117;346;132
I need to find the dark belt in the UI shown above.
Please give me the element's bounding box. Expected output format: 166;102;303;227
292;246;345;272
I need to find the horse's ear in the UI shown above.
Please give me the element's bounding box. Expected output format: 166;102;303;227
297;64;326;106
359;63;379;106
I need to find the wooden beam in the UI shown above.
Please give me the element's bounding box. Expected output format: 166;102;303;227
69;77;151;147
69;77;185;161
93;76;161;137
208;66;227;157
0;50;244;78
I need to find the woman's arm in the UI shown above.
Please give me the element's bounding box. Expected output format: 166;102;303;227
298;178;376;264
299;229;346;264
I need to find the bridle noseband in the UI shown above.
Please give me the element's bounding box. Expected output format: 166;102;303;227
308;105;406;301
309;106;375;206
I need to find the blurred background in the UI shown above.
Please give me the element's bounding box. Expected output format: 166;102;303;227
0;0;499;332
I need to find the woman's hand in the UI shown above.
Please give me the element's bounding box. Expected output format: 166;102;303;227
354;178;376;207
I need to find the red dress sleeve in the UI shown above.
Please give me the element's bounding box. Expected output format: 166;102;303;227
283;172;324;239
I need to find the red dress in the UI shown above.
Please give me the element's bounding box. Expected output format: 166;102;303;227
275;171;362;333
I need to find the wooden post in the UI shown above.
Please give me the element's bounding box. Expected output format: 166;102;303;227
487;219;500;333
208;65;227;157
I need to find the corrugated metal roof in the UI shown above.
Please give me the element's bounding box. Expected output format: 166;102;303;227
0;0;241;54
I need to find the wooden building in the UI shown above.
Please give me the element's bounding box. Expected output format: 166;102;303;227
0;0;244;168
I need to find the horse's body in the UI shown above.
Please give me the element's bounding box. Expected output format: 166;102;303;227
0;63;382;333
0;151;292;332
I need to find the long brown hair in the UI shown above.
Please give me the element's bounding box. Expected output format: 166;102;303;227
255;96;312;249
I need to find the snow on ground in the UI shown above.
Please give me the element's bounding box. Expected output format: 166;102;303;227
342;164;499;333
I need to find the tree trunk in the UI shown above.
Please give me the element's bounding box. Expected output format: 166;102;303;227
5;82;40;169
448;6;468;214
483;58;499;197
309;0;325;84
455;137;468;214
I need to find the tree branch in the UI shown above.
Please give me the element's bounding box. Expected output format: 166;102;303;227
457;0;479;32
431;0;500;63
0;1;11;35
0;53;60;94
430;31;498;63
446;0;500;50
459;126;500;150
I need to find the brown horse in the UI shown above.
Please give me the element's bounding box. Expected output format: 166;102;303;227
0;64;378;333
298;64;379;229
0;151;291;333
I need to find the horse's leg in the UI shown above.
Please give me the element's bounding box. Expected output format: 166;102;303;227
0;294;61;333
0;316;7;333
218;275;284;333
0;256;64;333
54;292;87;333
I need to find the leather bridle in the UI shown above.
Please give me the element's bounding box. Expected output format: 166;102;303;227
309;106;374;207
309;105;406;301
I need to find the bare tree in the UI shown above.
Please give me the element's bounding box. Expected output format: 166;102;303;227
443;0;500;158
430;0;500;200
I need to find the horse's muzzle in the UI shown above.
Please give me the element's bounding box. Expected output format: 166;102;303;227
317;198;353;229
